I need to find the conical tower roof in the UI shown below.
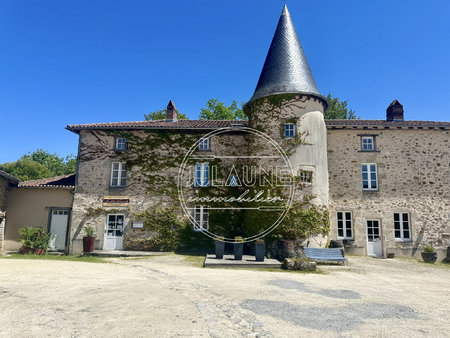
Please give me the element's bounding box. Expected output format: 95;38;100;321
248;5;325;105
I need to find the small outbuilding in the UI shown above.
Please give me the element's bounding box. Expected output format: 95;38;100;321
3;174;75;252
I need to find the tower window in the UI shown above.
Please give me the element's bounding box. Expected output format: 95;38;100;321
284;123;295;138
299;170;312;183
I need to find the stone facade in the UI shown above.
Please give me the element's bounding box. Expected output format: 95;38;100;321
327;127;450;260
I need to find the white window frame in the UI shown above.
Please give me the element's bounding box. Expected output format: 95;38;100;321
194;162;209;187
110;162;127;187
115;137;127;151
362;163;378;191
199;138;210;151
284;123;295;138
361;136;375;151
394;213;411;241
193;206;209;231
337;211;353;239
299;170;312;184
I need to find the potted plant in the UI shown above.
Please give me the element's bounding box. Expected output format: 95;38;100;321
33;231;50;255
83;225;96;253
255;238;265;262
215;236;225;259
18;227;41;254
234;236;244;260
421;245;437;263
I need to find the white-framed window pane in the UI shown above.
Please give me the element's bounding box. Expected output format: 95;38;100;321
284;123;295;138
394;213;411;240
199;138;209;151
362;163;377;190
111;162;127;187
299;171;312;183
194;163;209;187
337;211;353;239
116;138;127;150
361;136;374;151
193;206;208;231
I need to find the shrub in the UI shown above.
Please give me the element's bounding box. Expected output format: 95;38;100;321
423;245;436;253
18;226;51;252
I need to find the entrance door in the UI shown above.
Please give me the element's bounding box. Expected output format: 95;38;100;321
366;220;382;257
104;214;124;250
49;210;69;251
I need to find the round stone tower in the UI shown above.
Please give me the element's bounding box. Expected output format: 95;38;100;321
246;4;329;208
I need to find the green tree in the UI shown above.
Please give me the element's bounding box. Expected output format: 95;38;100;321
324;94;358;120
0;158;52;181
0;149;77;181
199;98;247;120
144;109;188;120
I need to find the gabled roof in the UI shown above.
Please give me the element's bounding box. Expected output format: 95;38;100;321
18;174;75;189
248;5;325;106
0;170;19;184
66;120;248;132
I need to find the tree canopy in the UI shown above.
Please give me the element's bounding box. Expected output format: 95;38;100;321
0;149;76;181
144;109;188;121
199;98;247;120
324;93;358;120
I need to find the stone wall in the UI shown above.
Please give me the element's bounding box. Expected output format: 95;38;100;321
69;129;249;253
0;176;8;251
327;127;450;260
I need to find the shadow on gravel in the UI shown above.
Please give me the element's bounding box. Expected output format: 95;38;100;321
267;279;361;299
240;299;418;332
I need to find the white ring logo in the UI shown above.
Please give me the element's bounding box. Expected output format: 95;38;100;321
177;126;295;243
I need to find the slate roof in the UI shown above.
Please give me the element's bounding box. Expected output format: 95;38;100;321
248;5;326;106
66;120;248;132
0;170;19;184
18;174;76;189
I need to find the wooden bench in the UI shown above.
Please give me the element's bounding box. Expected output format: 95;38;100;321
304;247;347;265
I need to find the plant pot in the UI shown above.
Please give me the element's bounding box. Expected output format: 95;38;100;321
255;242;265;262
281;239;296;259
21;247;31;254
83;236;96;253
33;248;45;255
234;242;243;260
215;240;225;259
421;251;437;264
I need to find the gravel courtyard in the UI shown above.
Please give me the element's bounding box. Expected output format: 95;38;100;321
0;255;449;337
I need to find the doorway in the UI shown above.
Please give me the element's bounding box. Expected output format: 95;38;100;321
366;219;382;257
49;209;70;251
104;214;124;250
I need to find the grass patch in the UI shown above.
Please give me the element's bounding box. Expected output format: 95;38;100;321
0;254;109;264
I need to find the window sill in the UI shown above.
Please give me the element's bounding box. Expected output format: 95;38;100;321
358;150;380;153
109;186;127;189
394;239;412;243
362;189;379;192
114;149;128;153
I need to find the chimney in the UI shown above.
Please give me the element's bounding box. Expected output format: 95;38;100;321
166;100;178;122
386;100;404;121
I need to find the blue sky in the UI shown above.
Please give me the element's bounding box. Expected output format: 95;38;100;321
1;0;449;162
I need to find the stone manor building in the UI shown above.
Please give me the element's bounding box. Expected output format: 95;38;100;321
63;5;449;259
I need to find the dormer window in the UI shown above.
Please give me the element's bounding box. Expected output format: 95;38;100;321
284;123;295;138
199;138;210;151
115;138;127;151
